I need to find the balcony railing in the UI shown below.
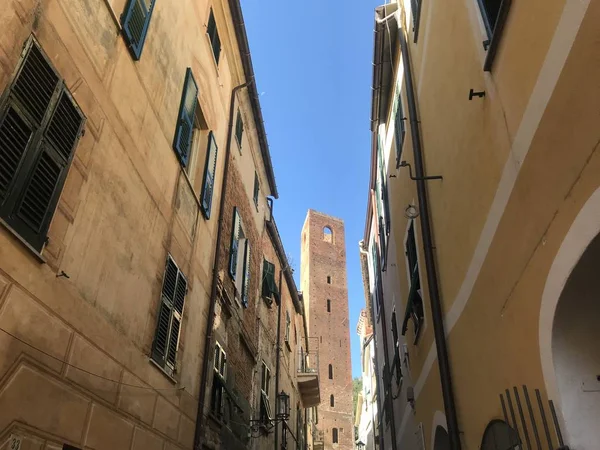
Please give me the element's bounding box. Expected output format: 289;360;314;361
298;347;319;374
297;345;321;408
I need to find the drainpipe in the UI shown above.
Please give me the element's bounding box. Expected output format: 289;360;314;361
274;265;283;450
194;81;250;450
399;29;461;450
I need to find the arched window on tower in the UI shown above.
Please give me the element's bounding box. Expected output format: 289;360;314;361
323;226;333;243
330;394;335;407
328;364;333;379
332;428;339;443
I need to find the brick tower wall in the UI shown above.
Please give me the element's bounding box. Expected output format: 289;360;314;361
301;210;354;450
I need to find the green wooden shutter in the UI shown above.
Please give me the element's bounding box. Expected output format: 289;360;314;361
121;0;156;60
393;85;406;167
241;240;251;307
253;172;259;207
207;10;221;64
173;68;198;167
235;110;243;147
229;208;241;279
201;131;218;218
152;256;187;371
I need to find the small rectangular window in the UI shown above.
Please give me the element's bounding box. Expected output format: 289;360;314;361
211;343;226;416
326;276;331;284
152;255;187;374
261;259;279;305
253;172;259;208
201;131;218;219
235;110;244;150
402;221;424;343
207;9;221;65
0;37;85;252
121;0;156;60
173;68;198;168
332;428;338;443
327;299;331;312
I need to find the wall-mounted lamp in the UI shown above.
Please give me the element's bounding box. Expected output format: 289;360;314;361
276;391;290;420
356;440;366;450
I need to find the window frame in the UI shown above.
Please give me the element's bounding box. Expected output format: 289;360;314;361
200;131;218;219
211;342;227;417
207;9;222;66
172;68;199;168
478;0;513;72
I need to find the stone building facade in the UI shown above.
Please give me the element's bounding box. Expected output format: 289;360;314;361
301;211;353;450
0;0;320;449
363;0;600;449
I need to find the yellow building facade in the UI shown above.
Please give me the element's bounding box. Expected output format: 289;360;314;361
364;0;600;449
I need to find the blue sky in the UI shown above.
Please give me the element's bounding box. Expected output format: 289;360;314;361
242;0;380;378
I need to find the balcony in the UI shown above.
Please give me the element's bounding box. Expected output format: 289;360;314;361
297;348;321;408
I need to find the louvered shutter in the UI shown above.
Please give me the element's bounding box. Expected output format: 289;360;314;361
0;40;84;251
235;111;243;146
121;0;156;60
207;10;221;64
152;256;187;371
229;208;241;279
201;131;218;218
173;68;198;167
241;240;251;307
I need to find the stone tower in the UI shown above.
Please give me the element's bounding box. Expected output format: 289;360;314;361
301;210;354;450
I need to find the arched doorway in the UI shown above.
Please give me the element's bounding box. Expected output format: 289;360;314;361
551;232;600;448
479;420;520;450
433;426;450;450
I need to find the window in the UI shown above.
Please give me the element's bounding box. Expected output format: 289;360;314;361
382;363;391;424
328;364;333;380
261;259;278;305
200;132;218;218
332;428;338;444
121;0;156;60
211;343;226;416
327;276;331;284
411;0;423;42
260;361;272;425
229;208;251;306
235;110;244;149
253;172;259;208
327;299;331;313
478;0;512;71
393;84;406;168
330;395;334;407
152;255;187;374
391;311;402;385
323;226;333;242
375;134;391;270
285;311;291;347
371;243;383;321
207;9;221;65
173;69;198;169
402;221;424;343
0;37;85;252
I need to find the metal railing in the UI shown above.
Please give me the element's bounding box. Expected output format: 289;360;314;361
298;347;319;374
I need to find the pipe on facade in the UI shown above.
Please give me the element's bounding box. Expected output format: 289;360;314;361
398;29;461;450
194;81;249;450
274;266;283;450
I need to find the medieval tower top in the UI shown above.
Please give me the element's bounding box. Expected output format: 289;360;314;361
301;209;354;450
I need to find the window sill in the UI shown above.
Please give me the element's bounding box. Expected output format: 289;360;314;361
0;218;46;264
149;358;178;384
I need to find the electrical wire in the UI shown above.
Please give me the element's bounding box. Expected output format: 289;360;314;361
0;325;195;397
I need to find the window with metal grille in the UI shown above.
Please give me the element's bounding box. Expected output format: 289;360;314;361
411;0;423;42
478;0;512;71
211;343;226;416
402;221;424;343
229;207;251;307
0;37;85;253
235;110;244;150
393;85;406;168
261;259;278;305
207;9;221;65
120;0;155;60
173;68;198;168
201;131;218;219
391;310;402;385
152;255;187;374
253;172;259;208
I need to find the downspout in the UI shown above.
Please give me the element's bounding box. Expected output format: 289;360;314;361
274;266;283;450
194;81;250;450
399;29;461;450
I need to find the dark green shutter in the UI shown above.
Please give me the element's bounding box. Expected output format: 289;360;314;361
173;68;198;167
207;10;221;64
229;208;241;279
0;106;33;204
201;131;218;219
121;0;156;60
394;87;406;167
241;240;250;307
253;172;259;207
235;110;243;147
152;255;187;370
